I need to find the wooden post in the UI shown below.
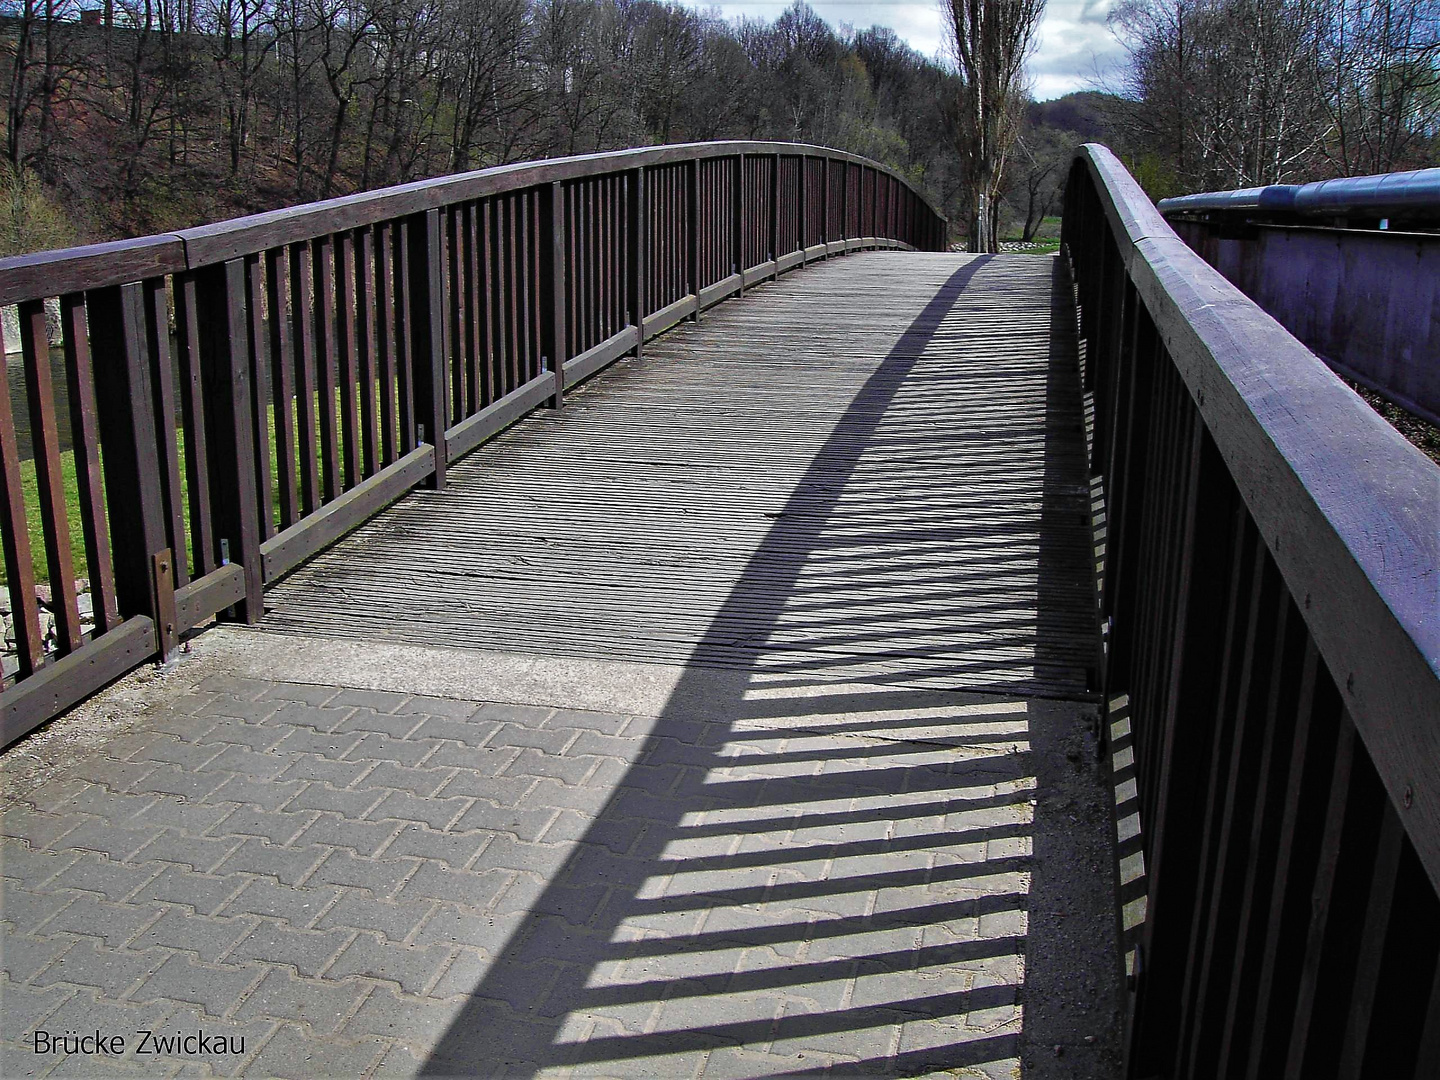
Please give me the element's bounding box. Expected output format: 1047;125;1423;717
195;260;264;624
734;154;746;294
629;167;648;358
548;180;567;406
822;155;830;256
86;282;173;644
688;158;701;321
771;153;781;279
799;155;809;266
408;208;447;488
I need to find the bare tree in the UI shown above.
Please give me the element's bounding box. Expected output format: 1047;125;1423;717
942;0;1044;251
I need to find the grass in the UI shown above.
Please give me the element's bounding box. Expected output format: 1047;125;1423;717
4;387;355;589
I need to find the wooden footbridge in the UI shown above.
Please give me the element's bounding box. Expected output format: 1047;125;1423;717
0;143;1436;1078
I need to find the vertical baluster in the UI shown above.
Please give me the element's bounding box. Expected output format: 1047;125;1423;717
549;180;567;406
243;256;275;542
174;275;217;576
60;294;120;631
507;194;521;390
16;301;80;653
335;231;360;489
0;330;42;677
376;224;399;466
266;249;300;528
630;167;647;356
196;260;263;623
483;199;500;401
466;205;482;415
87;283;179;644
142;280;189;585
291;244;321;512
407;208;447;487
447;207;466;426
393;221;415;455
313;235;340;502
356;225;379;475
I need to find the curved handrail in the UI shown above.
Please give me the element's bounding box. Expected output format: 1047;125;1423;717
0;141;945;303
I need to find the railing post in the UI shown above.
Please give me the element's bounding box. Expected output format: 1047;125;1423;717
688;158;701;321
822;156;830;256
799;155;809;265
734;153;746;295
194;260;264;624
407;208;447;489
548;180;567;406
771;152;781;279
629;166;648;358
86;283;188;647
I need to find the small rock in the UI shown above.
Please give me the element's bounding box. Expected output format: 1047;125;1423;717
1054;1044;1064;1057
2;652;17;681
34;583;52;608
77;593;94;620
1084;1035;1096;1045
74;577;89;593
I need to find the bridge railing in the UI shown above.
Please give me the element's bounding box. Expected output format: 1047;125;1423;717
1065;144;1440;1077
0;141;946;744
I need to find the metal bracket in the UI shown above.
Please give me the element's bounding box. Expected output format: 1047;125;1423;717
151;548;178;665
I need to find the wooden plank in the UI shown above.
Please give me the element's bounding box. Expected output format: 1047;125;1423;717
642;294;697;341
261;445;435;582
0;617;156;748
244;255;275;541
0;324;42;678
266;248;300;528
445;373;556;461
19;298;81;653
0;235;184;306
176;564;246;633
60;293;120;632
563;328;640;389
291;244;321;515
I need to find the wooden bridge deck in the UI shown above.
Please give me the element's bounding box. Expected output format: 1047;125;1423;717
263;253;1098;701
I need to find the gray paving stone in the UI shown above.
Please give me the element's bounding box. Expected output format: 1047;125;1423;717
200;746;293;782
140;1006;275;1077
133;909;257;963
29;989;171;1054
480;837;569;877
132;831;242;874
64;759;158;795
504;748;597;786
211;807;318;847
331;709;427;738
133;869;244;916
323;934;450;995
411;906;527;955
307;851;415;897
395;863;508;909
232;970;365;1035
345;735;440;768
242;1024;386;1078
34;894;159;949
297;815;401;857
524;779;614;815
221;880;340;927
0;1038;62;1077
431;769;531;802
1;808;82;849
215;840;327;886
278;754;375;788
355;762;453;797
205;777;305;810
2;935;70;983
203;717;287;751
49;854;159;902
130;798;235;836
542;709;632;736
423;949;489;999
232;923;352;978
450;803;552;841
327;689;413;714
285;784;384;819
316;893;434;944
31;942;166;998
49;821;163;863
131;765;235;802
273;729;363;759
0;977;73;1034
340;986;463;1046
197;675;274;700
254;682;339;705
379;825;490;869
406;716;500;746
132;956;259;1016
367;792;470;832
472;703;553;727
128;737;228;771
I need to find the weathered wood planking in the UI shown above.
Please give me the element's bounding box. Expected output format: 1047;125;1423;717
262;252;1097;699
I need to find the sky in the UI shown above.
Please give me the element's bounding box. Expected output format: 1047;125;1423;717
681;0;1129;101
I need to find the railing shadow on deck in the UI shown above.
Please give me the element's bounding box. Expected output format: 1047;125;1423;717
415;257;1122;1077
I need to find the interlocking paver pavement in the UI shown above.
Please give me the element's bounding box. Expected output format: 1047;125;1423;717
2;638;1119;1077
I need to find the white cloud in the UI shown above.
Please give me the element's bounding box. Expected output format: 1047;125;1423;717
678;0;1129;100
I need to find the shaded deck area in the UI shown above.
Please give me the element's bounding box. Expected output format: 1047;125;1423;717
0;253;1122;1078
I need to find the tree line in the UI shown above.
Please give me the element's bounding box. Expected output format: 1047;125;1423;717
0;0;986;247
1109;0;1440;196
